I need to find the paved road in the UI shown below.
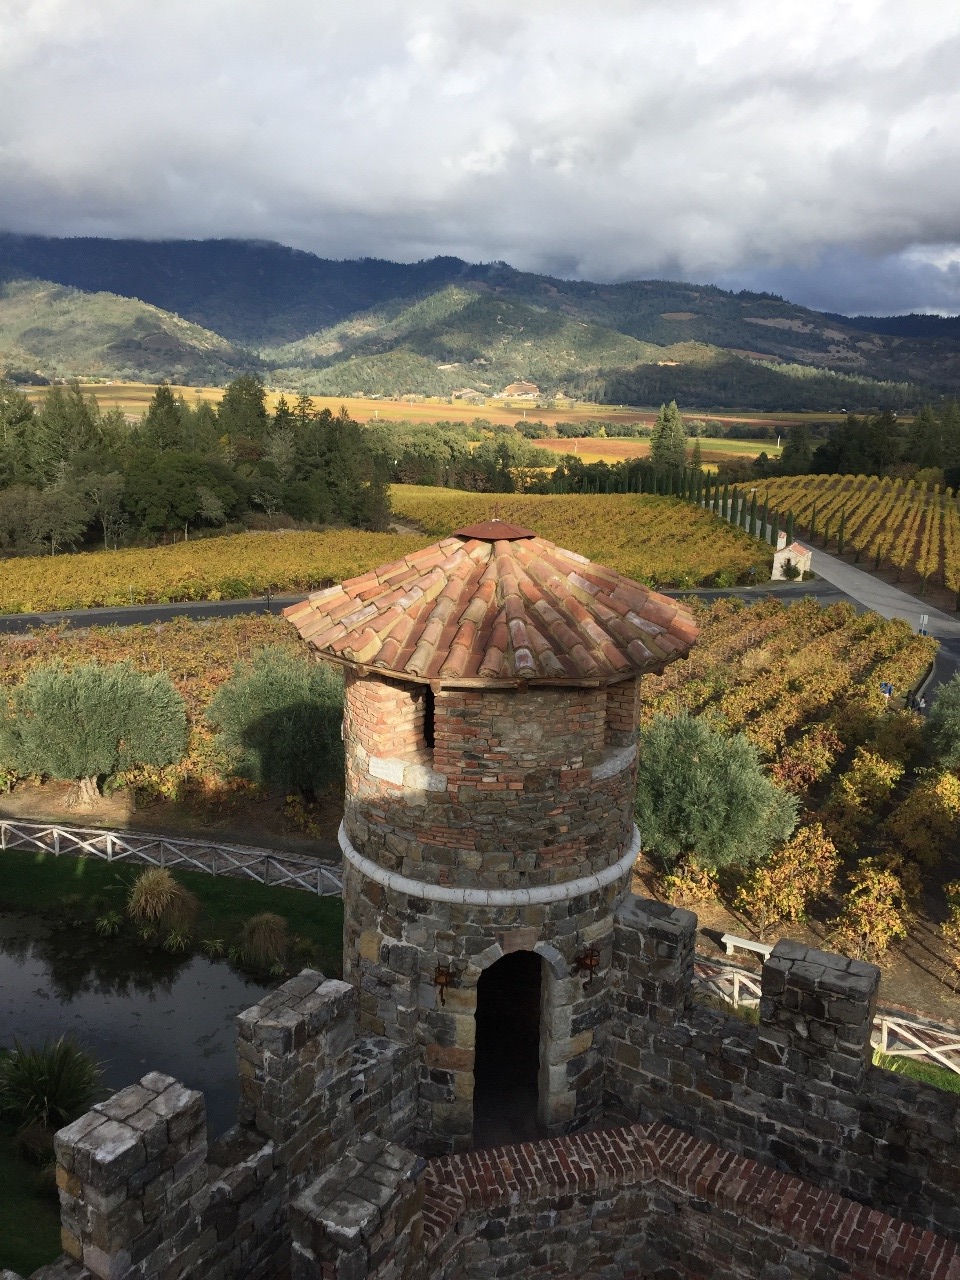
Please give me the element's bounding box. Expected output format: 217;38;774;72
0;556;949;701
0;594;303;633
0;581;849;634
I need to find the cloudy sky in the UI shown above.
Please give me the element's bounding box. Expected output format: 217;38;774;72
2;0;959;315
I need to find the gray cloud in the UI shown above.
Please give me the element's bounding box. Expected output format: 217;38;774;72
2;0;960;313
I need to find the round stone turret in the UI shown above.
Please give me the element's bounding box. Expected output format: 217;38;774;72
285;520;697;1153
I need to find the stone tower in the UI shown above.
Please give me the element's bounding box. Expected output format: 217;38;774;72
285;520;697;1154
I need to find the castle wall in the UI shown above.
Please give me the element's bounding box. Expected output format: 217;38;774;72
34;971;416;1280
605;896;960;1242
341;852;624;1153
290;1123;959;1280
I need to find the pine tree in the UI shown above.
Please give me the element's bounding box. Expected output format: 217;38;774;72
690;438;703;473
141;383;184;452
650;401;687;472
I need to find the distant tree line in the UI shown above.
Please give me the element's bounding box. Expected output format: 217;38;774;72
775;402;960;486
0;377;389;555
591;353;919;414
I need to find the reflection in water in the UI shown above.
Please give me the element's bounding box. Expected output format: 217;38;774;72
0;912;276;1136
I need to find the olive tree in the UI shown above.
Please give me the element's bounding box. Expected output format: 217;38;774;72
0;662;188;806
635;712;798;873
924;673;960;769
206;646;343;797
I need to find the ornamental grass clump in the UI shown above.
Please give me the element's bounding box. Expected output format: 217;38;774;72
234;912;289;974
0;1037;102;1134
127;867;199;944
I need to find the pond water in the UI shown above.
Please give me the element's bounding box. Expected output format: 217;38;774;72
0;912;276;1136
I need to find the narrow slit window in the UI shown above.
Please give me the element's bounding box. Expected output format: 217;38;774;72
423;686;435;750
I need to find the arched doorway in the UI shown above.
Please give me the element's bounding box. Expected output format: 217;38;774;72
472;950;544;1147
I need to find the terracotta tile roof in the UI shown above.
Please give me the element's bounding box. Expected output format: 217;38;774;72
284;523;698;687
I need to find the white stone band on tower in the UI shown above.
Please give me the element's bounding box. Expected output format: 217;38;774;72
338;821;643;906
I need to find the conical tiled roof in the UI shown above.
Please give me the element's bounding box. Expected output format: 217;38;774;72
283;521;698;687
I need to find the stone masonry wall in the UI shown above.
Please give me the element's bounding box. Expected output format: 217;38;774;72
17;971;416;1280
605;895;960;1242
342;861;621;1153
343;675;637;886
289;1122;960;1280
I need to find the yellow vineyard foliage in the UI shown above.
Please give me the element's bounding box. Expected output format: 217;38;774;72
0;486;773;613
760;473;960;592
640;596;935;778
390;486;771;587
0;529;429;614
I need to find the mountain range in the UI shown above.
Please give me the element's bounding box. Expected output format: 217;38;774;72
1;233;958;411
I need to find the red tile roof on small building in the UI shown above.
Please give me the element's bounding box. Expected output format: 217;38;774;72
283;520;698;687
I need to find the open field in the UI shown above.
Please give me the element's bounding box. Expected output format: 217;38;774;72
21;382;847;431
532;436;782;463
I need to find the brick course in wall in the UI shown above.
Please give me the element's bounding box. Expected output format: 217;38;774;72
343;675;637;886
289;1121;960;1279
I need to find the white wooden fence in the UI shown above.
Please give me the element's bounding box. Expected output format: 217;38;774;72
3;819;959;1076
0;818;343;896
694;956;960;1076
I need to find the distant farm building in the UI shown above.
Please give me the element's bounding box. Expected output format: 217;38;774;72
501;380;540;398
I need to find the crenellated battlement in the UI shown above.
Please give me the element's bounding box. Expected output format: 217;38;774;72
605;896;960;1240
14;915;960;1280
17;971;415;1280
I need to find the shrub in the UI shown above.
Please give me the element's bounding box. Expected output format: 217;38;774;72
832;858;912;962
659;862;718;907
234;912;289;972
207;646;344;797
924;672;960;768
0;1037;102;1131
0;661;188;805
734;823;839;940
635;712;798;873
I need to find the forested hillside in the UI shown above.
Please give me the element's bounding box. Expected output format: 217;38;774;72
0;234;958;407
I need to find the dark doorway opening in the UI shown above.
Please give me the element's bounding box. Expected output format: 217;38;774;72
473;950;544;1148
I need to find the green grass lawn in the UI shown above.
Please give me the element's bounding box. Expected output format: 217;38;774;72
873;1051;960;1095
0;849;344;975
0;1123;63;1274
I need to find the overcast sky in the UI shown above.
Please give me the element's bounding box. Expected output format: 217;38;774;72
2;0;959;315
